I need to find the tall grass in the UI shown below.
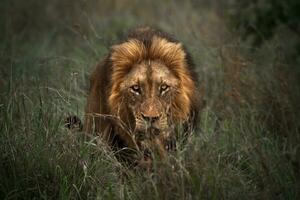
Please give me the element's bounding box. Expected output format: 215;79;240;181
0;0;299;199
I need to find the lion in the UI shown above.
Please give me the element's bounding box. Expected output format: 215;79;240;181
84;27;201;167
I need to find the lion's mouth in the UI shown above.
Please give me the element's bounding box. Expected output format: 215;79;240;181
135;127;160;139
134;127;176;155
131;125;178;171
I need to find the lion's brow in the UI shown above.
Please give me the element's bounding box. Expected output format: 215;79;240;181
146;61;153;92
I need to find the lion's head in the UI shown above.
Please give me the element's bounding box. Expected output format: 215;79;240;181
85;27;200;165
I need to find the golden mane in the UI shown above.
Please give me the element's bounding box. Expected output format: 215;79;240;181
109;36;196;121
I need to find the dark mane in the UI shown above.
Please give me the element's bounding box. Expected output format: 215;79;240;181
127;27;179;46
125;27;198;83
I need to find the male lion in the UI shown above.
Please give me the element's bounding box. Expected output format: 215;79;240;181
84;27;201;166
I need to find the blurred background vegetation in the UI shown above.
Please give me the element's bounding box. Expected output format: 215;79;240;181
0;0;299;199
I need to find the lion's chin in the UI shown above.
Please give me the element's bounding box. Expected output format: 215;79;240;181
132;127;178;171
134;126;161;139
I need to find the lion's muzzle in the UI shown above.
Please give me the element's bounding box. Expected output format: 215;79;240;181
140;98;162;123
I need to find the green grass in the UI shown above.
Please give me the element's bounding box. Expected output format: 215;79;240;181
0;0;299;199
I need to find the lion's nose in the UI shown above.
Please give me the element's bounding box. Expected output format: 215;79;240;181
141;113;160;123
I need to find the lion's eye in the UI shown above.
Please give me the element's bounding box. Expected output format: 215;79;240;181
130;85;141;95
160;84;170;94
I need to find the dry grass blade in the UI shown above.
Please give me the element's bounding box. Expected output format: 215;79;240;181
86;113;140;151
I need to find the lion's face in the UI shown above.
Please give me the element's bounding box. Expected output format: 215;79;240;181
121;60;177;133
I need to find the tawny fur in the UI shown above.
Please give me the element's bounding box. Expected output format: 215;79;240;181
84;27;200;154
